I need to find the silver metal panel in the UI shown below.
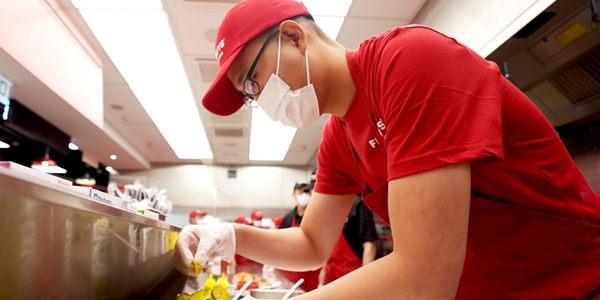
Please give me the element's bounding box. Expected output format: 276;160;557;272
0;171;186;299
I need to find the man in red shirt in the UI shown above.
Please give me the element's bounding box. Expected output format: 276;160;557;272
174;0;600;298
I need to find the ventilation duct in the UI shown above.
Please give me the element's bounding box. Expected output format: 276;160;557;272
214;128;244;137
549;50;600;104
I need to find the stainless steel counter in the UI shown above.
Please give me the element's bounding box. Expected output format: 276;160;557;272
0;167;186;299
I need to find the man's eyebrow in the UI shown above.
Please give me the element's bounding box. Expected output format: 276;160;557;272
237;67;248;86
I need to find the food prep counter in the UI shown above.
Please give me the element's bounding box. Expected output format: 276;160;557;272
0;164;186;299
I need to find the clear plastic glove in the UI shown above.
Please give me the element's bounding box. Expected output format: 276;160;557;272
174;223;236;276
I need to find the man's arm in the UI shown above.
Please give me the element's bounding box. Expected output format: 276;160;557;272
292;162;471;299
234;192;355;270
361;241;376;266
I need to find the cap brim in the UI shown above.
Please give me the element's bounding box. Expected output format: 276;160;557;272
202;47;245;116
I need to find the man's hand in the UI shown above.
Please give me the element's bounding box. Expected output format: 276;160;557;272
174;223;236;276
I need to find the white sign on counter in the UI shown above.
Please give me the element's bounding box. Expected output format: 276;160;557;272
71;185;128;209
0;161;72;187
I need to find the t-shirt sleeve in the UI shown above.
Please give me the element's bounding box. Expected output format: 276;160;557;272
377;27;505;181
314;117;364;195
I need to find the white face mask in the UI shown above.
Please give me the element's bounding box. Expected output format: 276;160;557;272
296;193;311;207
253;219;262;227
258;34;320;129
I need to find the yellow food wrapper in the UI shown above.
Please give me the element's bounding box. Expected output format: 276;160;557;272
191;259;203;276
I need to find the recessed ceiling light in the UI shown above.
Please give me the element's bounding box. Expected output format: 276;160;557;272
300;0;354;40
71;0;162;9
77;3;213;160
249;107;296;161
110;154;117;160
68;142;79;151
105;166;113;172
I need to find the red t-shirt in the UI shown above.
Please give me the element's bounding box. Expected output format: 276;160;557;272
314;26;600;299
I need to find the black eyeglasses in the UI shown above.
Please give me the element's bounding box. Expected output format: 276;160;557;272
243;29;280;107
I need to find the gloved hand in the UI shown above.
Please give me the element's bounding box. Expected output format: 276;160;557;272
240;297;257;300
174;223;236;276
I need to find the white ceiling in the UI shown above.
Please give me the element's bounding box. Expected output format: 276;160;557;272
48;0;427;170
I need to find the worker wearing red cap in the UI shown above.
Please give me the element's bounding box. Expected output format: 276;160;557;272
235;215;251;226
174;0;600;298
232;215;263;276
250;210;263;227
189;210;206;225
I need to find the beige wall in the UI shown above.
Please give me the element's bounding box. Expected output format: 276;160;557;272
112;164;313;210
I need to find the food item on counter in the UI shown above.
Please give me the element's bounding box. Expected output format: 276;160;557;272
216;273;229;289
253;275;272;287
191;259;203;276
233;271;273;289
234;271;253;282
204;273;216;289
236;280;259;290
189;288;211;300
183;283;230;300
176;293;191;300
210;285;229;300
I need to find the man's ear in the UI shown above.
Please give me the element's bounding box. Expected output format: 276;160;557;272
279;20;308;53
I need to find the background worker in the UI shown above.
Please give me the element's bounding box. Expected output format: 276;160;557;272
189;209;206;225
280;181;312;229
276;180;320;292
320;194;378;285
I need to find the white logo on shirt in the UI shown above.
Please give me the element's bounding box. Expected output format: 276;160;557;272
377;119;386;137
377;119;386;131
369;138;378;148
215;38;226;63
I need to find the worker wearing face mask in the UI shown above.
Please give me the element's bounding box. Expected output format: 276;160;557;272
276;181;320;292
174;0;600;298
280;181;312;229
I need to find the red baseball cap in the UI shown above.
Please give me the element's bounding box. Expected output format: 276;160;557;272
235;216;251;225
202;0;312;116
189;209;206;219
251;210;264;219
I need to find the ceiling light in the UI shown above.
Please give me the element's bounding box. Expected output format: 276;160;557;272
68;142;79;151
312;16;345;40
0;140;9;149
77;4;213;160
71;0;162;9
110;154;117;160
300;0;353;17
75;172;96;187
31;149;67;174
249;107;296;161
300;0;353;40
105;166;119;175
